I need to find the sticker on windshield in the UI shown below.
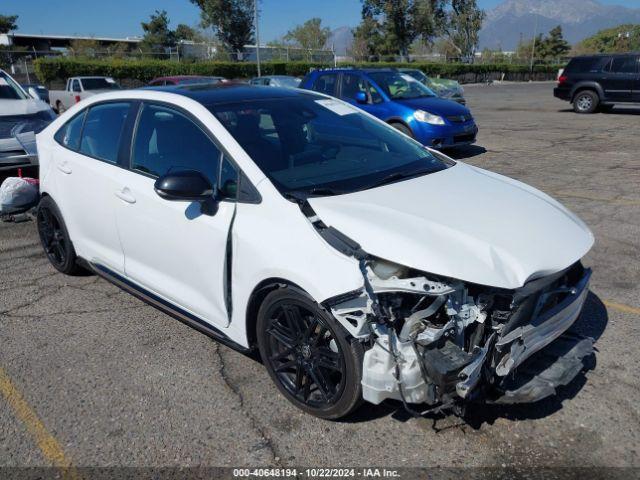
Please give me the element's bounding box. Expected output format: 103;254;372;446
315;99;357;116
401;74;417;83
0;78;8;86
105;78;116;83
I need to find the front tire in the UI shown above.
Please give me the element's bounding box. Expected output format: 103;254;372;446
36;196;80;275
573;90;598;114
390;122;414;138
257;286;364;420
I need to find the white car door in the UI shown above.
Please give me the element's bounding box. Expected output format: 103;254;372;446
52;102;134;273
115;102;237;328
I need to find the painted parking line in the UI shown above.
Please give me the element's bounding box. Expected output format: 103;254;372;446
0;367;80;480
603;300;640;316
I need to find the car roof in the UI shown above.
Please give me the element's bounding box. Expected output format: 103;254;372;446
311;68;396;74
152;75;221;81
143;82;316;105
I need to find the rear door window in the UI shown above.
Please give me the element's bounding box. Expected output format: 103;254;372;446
565;57;601;74
314;74;338;96
79;102;131;164
340;74;368;102
608;56;638;74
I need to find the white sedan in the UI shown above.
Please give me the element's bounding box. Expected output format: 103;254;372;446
35;83;595;419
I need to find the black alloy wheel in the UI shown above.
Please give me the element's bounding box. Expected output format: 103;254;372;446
36;196;79;274
257;287;363;419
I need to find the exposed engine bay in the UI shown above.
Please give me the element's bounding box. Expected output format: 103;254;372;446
305;206;595;415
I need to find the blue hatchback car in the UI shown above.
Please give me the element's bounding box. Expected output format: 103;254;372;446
300;68;477;149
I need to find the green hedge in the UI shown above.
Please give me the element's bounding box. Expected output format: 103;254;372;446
34;57;563;85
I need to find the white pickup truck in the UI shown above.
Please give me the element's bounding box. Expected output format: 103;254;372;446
49;76;121;113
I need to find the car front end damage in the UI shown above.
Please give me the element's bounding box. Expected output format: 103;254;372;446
313;220;594;414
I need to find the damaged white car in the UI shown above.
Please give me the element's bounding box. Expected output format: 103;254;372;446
36;84;595;419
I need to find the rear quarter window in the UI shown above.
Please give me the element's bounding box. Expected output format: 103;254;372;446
54;110;87;151
565;57;606;74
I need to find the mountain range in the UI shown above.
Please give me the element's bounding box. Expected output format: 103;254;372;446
323;0;640;56
479;0;640;50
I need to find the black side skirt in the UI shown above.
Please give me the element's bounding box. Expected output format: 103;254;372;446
84;260;250;353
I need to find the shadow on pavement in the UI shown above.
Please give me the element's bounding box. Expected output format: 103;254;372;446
346;292;608;429
445;144;487;160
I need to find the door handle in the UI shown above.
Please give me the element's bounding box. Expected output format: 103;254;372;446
114;188;136;204
56;162;72;174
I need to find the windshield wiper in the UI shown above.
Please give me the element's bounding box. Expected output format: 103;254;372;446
284;186;345;201
364;169;434;190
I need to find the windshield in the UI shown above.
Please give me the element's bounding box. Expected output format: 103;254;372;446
402;69;429;84
0;71;29;100
273;77;301;88
369;72;436;100
208;94;449;198
81;78;121;90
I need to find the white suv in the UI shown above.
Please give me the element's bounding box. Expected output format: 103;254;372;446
36;84;595;419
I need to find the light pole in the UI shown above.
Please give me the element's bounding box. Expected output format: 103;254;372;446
254;0;261;77
529;15;538;77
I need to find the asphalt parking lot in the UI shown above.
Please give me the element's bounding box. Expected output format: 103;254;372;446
1;82;639;476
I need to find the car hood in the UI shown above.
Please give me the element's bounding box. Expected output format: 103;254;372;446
0;99;51;116
395;96;469;116
308;163;594;289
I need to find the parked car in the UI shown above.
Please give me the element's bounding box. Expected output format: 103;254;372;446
148;75;226;87
21;83;50;104
35;83;594;419
0;69;55;172
49;76;121;113
300;68;477;149
554;53;640;113
249;76;301;88
398;68;466;105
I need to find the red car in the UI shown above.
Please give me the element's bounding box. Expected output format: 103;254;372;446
147;75;226;87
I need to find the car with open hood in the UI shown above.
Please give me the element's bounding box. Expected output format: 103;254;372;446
35;83;595;419
300;68;476;149
0;69;55;172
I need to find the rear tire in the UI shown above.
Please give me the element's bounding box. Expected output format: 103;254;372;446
36;196;80;275
573;90;598;114
257;286;364;420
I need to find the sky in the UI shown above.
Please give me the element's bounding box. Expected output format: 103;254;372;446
3;0;640;42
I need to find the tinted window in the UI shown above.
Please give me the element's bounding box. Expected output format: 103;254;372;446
208;94;448;197
132;104;221;186
314;74;338;96
54;110;86;150
219;156;239;199
82;78;121;90
565;57;602;73
79;102;130;163
609;56;638;74
340;74;368;101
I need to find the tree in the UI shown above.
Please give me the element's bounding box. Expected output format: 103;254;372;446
69;39;100;58
351;13;384;60
140;10;176;57
175;24;198;42
284;18;331;52
574;24;640;54
0;14;18;33
445;0;485;61
361;0;447;59
539;25;570;60
189;0;254;57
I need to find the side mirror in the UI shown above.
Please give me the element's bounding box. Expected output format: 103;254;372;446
355;91;368;104
27;87;41;100
154;170;218;215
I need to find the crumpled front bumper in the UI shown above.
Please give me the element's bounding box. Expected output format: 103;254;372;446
494;268;591;377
